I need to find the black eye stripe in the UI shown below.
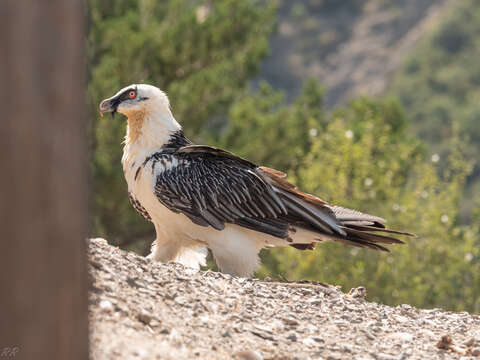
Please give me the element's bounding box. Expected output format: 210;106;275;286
119;88;136;101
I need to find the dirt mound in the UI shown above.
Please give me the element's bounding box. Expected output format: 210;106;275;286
88;238;480;359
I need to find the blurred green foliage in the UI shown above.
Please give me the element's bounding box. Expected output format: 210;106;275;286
88;0;480;312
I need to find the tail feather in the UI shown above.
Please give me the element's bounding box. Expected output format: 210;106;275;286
315;234;390;252
341;226;405;245
286;217;411;253
258;165;414;253
345;224;416;237
329;205;386;224
275;188;346;236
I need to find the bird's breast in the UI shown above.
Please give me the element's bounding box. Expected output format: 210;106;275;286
124;153;188;227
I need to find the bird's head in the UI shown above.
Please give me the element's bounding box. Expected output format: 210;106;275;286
99;84;171;118
99;84;181;148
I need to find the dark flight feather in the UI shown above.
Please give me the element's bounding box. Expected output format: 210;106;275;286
143;136;413;253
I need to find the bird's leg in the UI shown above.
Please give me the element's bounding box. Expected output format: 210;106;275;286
148;237;207;270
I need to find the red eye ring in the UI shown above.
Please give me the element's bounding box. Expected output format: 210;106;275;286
128;90;137;99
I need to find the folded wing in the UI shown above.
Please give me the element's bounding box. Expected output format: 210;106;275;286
153;146;414;251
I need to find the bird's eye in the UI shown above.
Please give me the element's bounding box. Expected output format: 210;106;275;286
128;90;137;99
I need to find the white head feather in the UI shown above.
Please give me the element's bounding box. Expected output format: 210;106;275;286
100;84;182;171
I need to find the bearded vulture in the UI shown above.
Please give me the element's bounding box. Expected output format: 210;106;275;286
99;84;413;277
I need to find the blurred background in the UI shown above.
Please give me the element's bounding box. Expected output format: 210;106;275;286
87;0;480;312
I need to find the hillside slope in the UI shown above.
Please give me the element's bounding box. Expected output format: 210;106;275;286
257;0;455;107
388;0;480;220
89;238;480;359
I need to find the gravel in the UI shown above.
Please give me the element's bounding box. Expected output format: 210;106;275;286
88;238;480;359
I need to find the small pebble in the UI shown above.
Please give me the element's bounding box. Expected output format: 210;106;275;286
137;311;152;325
287;333;298;342
471;348;480;356
348;287;367;299
99;300;114;313
234;350;263;360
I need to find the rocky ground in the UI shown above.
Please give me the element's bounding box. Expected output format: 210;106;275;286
89;238;480;359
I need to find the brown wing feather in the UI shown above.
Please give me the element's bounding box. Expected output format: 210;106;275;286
258;167;328;205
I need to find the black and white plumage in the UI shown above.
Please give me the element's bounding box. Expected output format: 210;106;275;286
99;84;414;277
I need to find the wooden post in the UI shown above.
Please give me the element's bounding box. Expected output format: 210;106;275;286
0;1;88;359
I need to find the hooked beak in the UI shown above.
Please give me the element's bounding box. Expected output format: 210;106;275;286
99;97;118;117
